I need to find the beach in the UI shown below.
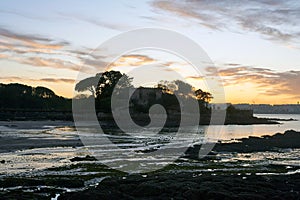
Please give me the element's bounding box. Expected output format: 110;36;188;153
0;118;299;199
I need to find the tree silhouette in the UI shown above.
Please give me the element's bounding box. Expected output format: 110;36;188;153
0;83;71;110
194;89;213;102
95;70;133;99
156;79;213;108
34;86;55;98
75;73;102;97
94;70;133;112
173;80;194;98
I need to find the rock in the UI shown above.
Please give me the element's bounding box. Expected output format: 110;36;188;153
212;130;300;153
70;155;97;162
132;183;162;197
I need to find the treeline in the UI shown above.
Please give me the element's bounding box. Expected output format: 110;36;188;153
75;70;213;114
0;70;213;113
0;73;268;125
0;83;71;110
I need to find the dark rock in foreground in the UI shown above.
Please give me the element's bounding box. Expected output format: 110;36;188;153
185;130;300;159
59;130;300;200
214;130;300;153
70;155;97;162
59;172;300;200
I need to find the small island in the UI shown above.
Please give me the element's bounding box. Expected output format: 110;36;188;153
0;71;284;126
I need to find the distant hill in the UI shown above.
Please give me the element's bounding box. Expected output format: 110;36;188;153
0;83;71;111
233;104;300;114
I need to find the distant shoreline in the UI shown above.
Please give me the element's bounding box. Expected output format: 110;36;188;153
0;109;295;126
233;103;300;114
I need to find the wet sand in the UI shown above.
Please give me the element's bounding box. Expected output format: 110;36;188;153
0;136;82;153
1;122;300;199
0;121;81;154
0;121;74;130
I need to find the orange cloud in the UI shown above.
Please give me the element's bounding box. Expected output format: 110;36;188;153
0;27;91;73
0;28;68;50
18;57;80;71
0;53;8;59
108;54;156;70
0;76;75;84
208;66;300;103
40;78;75;84
186;75;204;81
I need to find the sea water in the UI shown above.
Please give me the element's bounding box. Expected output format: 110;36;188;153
0;115;299;175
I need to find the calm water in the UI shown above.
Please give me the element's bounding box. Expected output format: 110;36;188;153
207;114;300;140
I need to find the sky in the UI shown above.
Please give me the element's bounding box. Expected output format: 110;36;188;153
0;0;300;104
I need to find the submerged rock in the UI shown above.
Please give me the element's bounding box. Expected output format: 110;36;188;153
184;130;300;159
213;130;300;153
59;172;300;200
70;155;97;162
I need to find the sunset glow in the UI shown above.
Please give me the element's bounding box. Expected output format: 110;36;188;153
0;0;299;104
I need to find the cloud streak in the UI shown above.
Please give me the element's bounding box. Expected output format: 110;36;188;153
0;28;69;49
40;78;75;83
151;0;300;45
20;57;80;71
109;54;156;69
0;27;166;75
186;75;204;81
57;13;134;31
0;27;109;73
209;66;300;99
0;76;74;84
